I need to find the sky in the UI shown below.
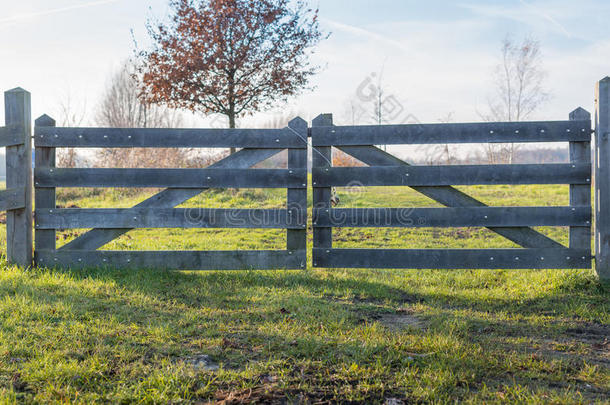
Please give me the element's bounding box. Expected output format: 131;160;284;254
0;0;609;128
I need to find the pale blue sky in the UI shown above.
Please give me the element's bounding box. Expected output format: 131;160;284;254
0;0;609;126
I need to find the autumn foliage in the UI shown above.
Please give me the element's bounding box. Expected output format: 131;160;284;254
137;0;325;130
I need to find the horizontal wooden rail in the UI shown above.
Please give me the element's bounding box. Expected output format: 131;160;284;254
313;248;591;269
0;125;25;147
36;249;306;270
311;120;592;146
36;208;307;229
313;206;591;228
312;164;590;187
0;188;25;211
35;126;306;148
35;168;307;188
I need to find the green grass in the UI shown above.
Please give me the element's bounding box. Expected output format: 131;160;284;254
0;184;608;403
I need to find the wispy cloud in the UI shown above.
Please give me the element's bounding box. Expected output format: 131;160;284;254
0;0;122;26
319;17;411;53
518;0;572;38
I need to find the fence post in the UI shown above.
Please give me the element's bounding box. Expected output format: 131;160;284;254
287;117;308;268
568;108;592;254
4;88;32;266
311;114;333;267
34;115;57;266
595;77;610;281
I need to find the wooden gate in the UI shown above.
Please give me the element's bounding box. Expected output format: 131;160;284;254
311;111;593;269
33;116;308;270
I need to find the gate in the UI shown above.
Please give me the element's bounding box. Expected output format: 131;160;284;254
4;77;610;280
33;116;308;270
311;111;593;269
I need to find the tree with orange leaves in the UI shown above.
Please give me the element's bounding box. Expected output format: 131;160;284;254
137;0;325;152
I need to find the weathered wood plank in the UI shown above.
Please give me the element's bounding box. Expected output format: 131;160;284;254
313;248;591;269
595;78;610;280
0;125;25;147
568;108;592;251
35;126;306;148
313;164;590;187
311;114;333;267
337;145;563;248
0;188;26;211
287;117;308;267
4;88;32;266
36;249;306;270
36;167;307;188
34;115;57;256
312;120;592;146
61;147;283;250
36;208;306;229
313;206;590;228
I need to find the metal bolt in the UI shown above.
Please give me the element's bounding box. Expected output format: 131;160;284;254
515;257;519;260
489;130;494;134
302;183;306;187
515;130;519;134
587;179;590;182
566;256;571;260
541;257;544;260
78;135;83;139
331;130;336;133
54;134;58;138
133;217;137;220
567;129;571;133
540;129;545;133
484;215;488;219
78;258;82;262
49;169;53;172
289;170;293;174
275;139;280;143
207;176;211;180
582;256;586;260
325;168;329;171
313;182;316;185
326;250;330;253
490;257;494;261
289;251;293;255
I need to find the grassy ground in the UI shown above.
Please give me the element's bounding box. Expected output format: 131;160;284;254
0;184;608;403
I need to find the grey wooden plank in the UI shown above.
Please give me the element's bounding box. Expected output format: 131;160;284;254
0;125;25;147
313;206;591;228
595;78;610;280
61;147;283;251
35;167;307;188
4;88;32;266
36;208;307;229
287;118;308;265
36;249;306;270
313;164;590;187
568;108;592;251
35;126;306;148
0;188;26;211
311;114;333;267
313;248;591;269
337;145;564;248
312;120;592;146
34;115;57;256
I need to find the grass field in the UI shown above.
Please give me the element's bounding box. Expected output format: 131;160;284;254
0;184;608;403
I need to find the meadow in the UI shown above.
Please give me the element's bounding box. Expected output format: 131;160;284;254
0;183;608;403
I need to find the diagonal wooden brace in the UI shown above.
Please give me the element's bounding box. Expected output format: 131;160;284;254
60;148;282;251
338;145;564;249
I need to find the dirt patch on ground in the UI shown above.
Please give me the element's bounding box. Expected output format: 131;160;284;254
378;308;427;332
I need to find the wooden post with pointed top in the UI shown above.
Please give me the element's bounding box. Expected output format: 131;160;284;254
287;117;308;268
568;108;592;255
34;115;57;265
311;114;333;267
595;77;610;281
4;88;32;266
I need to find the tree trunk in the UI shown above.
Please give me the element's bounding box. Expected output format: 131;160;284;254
228;112;236;155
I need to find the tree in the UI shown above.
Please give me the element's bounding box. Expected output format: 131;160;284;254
56;89;87;168
137;0;325;153
482;35;549;163
96;61;183;129
95;61;209;172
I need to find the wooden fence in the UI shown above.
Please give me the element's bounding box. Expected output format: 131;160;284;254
311;111;594;270
2;77;610;280
1;88;32;266
33;116;308;270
